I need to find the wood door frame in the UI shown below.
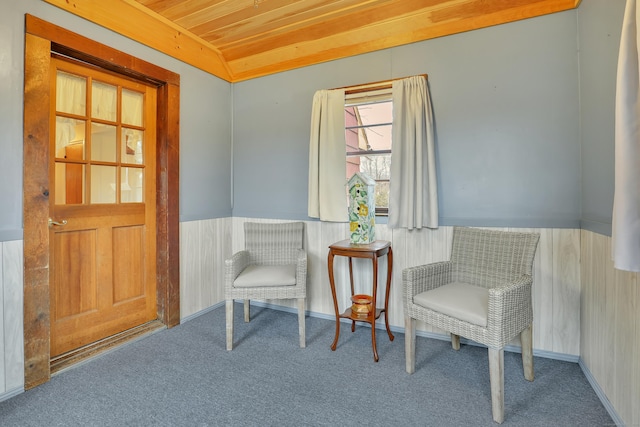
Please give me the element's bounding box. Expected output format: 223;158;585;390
23;14;180;389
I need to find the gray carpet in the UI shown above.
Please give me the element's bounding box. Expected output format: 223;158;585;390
0;304;614;426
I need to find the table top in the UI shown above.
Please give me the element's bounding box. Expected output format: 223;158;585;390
328;239;391;254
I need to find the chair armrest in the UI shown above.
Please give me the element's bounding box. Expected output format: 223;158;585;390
224;250;250;290
295;248;307;286
487;275;534;343
402;261;453;306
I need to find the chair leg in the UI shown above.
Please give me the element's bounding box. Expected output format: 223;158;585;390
488;348;505;424
226;300;234;351
244;299;250;322
451;333;460;350
405;315;416;374
521;324;534;381
298;298;306;348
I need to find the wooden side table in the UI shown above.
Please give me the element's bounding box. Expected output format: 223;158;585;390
327;239;394;362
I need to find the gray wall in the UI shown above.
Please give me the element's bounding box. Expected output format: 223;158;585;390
232;53;393;220
0;0;625;240
0;0;233;242
579;0;626;236
232;10;583;228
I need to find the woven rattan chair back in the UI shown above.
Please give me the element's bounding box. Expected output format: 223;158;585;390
244;222;304;265
450;226;539;289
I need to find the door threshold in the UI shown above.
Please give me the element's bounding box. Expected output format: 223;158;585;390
50;320;166;375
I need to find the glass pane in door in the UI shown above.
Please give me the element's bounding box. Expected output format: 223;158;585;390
121;167;144;203
122;129;144;164
122;89;143;126
56;71;86;115
55;117;86;159
92;80;117;121
91;123;117;163
90;165;116;204
55;162;85;205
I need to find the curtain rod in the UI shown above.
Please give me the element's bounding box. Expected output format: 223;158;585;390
331;73;428;95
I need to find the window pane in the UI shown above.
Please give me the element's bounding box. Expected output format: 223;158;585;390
55;162;85;205
346;101;392;151
56;71;86;115
347;154;361;180
345;127;363;153
355;101;392;125
92;80;117;121
91;165;116;204
91;123;117;162
375;181;389;209
346;125;392;152
122;129;144;165
122;89;143;126
359;154;391;180
121;167;144;203
55;117;85;159
363;124;392;151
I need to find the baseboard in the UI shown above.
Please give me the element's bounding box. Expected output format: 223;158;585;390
181;301;224;323
413;330;580;363
578;358;624;426
0;386;24;403
215;300;580;363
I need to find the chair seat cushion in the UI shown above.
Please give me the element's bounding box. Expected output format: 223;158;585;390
413;282;489;327
233;264;297;288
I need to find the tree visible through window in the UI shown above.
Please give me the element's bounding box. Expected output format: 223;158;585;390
345;97;392;215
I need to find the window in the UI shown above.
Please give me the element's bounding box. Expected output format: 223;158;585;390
345;90;392;215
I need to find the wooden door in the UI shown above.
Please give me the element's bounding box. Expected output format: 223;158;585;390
49;58;158;357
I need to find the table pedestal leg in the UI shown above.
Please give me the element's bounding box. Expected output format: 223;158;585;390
384;247;394;341
348;257;355;333
371;256;379;362
328;250;340;351
371;318;379;362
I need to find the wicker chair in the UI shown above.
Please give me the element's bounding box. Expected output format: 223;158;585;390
225;222;307;350
403;226;540;424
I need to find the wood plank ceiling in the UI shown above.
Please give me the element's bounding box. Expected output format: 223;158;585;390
43;0;581;82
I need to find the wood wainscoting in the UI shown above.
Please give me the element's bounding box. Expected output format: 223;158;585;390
180;218;582;358
580;229;640;426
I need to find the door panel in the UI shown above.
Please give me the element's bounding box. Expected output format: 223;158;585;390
112;225;145;303
49;58;157;357
53;229;97;318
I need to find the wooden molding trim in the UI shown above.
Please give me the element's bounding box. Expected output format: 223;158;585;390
23;32;54;389
26;14;180;86
23;15;180;389
40;0;232;81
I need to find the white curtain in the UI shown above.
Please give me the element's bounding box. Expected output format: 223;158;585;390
613;0;640;272
388;75;438;230
308;89;348;222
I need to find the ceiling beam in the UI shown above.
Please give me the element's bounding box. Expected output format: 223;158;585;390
42;0;233;81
